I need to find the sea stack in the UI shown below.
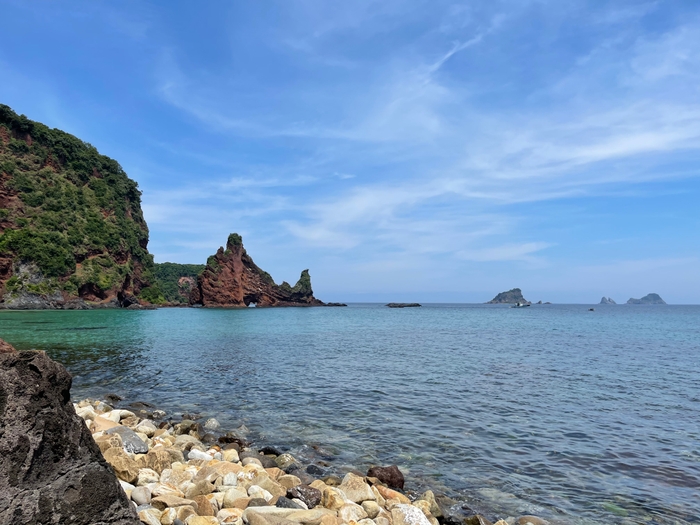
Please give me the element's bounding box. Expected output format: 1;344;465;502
600;297;617;305
627;293;667;305
190;233;325;307
487;288;530;304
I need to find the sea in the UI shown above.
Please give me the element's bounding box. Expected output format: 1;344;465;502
0;304;698;525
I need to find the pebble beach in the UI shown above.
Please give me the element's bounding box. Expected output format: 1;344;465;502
75;397;548;525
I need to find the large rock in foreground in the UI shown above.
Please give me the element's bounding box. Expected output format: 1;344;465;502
627;293;666;305
486;288;530;304
0;343;139;524
190;233;325;307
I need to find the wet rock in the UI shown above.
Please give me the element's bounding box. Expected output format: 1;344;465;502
288;484;322;509
105;424;149;454
516;517;549;525
306;464;326;476
260;446;283;456
417;490;443;518
204;418;221;430
463;516;494;525
0;349;140;524
276;453;301;471
322;475;342;486
367;465;405;490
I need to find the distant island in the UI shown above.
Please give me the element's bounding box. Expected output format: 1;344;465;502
600;297;617;305
386;303;421;308
487;288;530;304
627;293;667;305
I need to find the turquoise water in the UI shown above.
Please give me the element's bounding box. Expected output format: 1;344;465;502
1;304;699;525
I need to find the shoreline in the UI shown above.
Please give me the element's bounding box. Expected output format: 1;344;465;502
77;394;547;525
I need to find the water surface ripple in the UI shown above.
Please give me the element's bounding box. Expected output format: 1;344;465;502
1;304;699;525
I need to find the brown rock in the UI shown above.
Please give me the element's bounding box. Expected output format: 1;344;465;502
94;432;124;453
151;494;199;511
287;484;322;509
0;349;139;524
145;447;173;474
193;494;216;516
375;485;410;505
191;234;326;307
103;447;141;484
367;465;405;490
464;516;494;525
0;339;17;353
517;517;549;525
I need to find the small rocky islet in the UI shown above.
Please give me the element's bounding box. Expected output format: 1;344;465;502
75;397;549;525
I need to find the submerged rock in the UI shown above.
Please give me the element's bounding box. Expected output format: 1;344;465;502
0;345;139;524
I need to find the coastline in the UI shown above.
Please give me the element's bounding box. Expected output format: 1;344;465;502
76;394;542;525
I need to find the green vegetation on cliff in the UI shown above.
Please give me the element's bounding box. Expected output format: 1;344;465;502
0;104;160;302
152;262;205;303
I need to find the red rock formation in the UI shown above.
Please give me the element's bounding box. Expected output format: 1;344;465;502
190;234;324;307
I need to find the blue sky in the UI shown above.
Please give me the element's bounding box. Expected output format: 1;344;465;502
1;1;699;303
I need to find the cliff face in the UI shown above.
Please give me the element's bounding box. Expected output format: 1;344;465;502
487;288;529;304
191;233;324;307
0;104;159;308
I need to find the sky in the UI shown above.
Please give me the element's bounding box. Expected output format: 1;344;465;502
0;1;699;303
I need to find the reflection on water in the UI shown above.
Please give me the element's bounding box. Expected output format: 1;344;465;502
1;304;699;525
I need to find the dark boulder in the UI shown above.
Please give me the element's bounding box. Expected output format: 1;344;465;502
0;347;139;524
287;484;322;509
276;496;304;509
367;465;405;490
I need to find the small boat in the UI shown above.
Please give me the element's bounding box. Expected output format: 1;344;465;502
510;302;531;308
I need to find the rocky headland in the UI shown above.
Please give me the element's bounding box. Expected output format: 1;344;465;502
0;104;160;310
599;297;616;305
486;289;530;305
190;234;326;308
627;293;666;305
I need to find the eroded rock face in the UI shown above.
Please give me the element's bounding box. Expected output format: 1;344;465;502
0;346;139;525
191;233;325;307
486;288;530;304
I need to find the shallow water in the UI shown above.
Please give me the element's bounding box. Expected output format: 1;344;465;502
1;304;699;525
